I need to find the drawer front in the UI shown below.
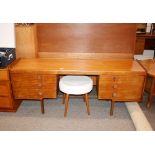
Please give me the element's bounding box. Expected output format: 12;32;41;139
14;88;41;99
98;75;145;100
11;73;39;87
0;97;12;108
11;73;57;99
0;82;10;97
111;87;143;100
0;70;9;81
14;88;57;99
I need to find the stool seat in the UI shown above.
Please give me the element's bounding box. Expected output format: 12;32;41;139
59;76;93;95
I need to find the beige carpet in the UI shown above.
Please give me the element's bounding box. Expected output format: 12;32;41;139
0;97;135;131
139;92;155;130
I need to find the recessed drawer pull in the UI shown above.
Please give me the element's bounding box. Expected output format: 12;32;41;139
37;75;42;80
113;77;116;81
112;93;117;97
38;92;43;95
38;83;42;87
113;84;117;89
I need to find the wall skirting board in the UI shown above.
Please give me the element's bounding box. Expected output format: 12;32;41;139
125;102;153;131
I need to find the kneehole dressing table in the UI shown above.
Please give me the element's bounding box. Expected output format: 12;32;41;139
9;58;146;115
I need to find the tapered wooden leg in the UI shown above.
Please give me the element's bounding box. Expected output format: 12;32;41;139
83;94;86;102
85;94;90;115
110;101;115;116
41;98;44;114
147;78;155;108
62;93;66;104
64;94;69;117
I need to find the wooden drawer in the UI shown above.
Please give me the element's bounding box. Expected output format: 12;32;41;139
11;73;57;84
0;70;9;81
11;73;39;85
111;87;143;100
14;88;42;99
0;97;12;108
0;82;10;97
98;75;145;101
14;87;57;99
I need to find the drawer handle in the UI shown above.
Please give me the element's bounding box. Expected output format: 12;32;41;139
113;84;117;89
37;75;42;80
38;83;42;87
112;93;117;97
113;77;116;81
38;92;43;96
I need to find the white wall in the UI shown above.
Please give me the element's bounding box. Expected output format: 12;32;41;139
146;23;152;33
0;23;15;48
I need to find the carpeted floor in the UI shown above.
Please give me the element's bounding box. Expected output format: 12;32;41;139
139;92;155;130
0;97;135;131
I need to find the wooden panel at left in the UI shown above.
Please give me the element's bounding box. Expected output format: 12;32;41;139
15;24;38;58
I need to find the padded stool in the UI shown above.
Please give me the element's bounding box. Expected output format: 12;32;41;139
59;76;93;117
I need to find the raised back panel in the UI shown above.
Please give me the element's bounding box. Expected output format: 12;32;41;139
37;23;136;59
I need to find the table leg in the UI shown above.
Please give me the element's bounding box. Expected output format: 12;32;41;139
41;98;44;114
110;100;115;116
147;78;155;108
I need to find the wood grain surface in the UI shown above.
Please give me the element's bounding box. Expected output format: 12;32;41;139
10;58;145;75
37;23;136;59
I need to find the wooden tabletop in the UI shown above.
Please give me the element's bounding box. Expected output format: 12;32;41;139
10;58;146;75
139;59;155;77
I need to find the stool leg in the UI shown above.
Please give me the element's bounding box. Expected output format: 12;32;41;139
83;94;85;102
41;98;44;114
110;101;115;116
62;93;66;104
85;94;90;115
64;94;69;117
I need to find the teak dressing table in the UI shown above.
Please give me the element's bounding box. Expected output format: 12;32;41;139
10;58;146;115
0;23;147;115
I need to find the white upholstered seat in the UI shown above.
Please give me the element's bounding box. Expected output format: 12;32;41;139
59;76;93;95
59;75;93;117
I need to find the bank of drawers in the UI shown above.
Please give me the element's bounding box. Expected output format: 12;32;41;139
0;69;13;108
11;73;57;99
98;74;145;101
